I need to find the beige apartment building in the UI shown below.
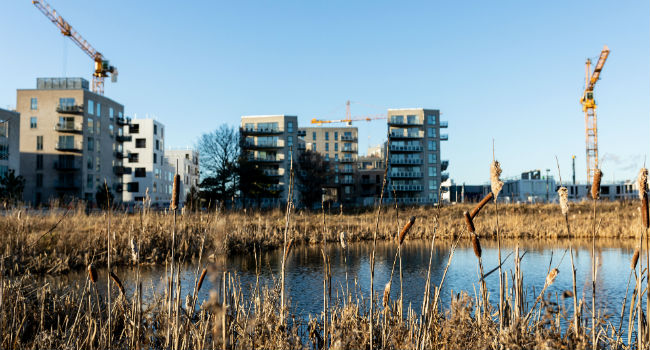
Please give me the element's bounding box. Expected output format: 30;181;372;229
16;78;127;205
387;108;448;204
240;115;298;206
0;108;21;177
298;126;359;204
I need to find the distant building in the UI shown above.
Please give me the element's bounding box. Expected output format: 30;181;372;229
122;118;174;205
0;108;20;177
166;148;200;206
357;155;385;207
564;182;637;201
387;108;448;205
16;78;126;205
240;115;298;206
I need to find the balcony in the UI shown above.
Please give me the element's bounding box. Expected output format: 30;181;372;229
389;145;423;152
244;140;284;149
340;157;356;163
113;166;132;175
116;116;131;126
116;135;132;142
114;184;124;193
297;130;306;137
53;161;80;171
55;182;79;191
248;156;284;163
340;135;357;142
441;160;449;172
340;167;355;174
390;158;423;165
241;127;283;135
389;131;424;139
341;146;357;153
439;121;448;128
114;151;126;159
393;184;424;192
55;141;82;153
390;172;423;178
341;178;355;185
54;123;83;134
395;197;427;204
441;172;449;182
388;119;423;126
263;169;283;177
56;104;84;115
440;134;448;141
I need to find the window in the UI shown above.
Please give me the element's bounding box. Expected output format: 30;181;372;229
30;117;37;129
36;174;43;188
428;166;437;177
155;139;160;150
325;143;329;151
407;115;417;124
87;119;94;134
161;127;164;138
334;143;338;151
0;145;7;160
154;124;158;135
87;175;94;188
325;132;329;141
109;124;114;136
127;182;139;193
312;132;316;141
154;153;157;164
345;186;351;194
30;98;37;110
427;114;436;125
96;103;101;116
96;120;100;135
428;127;436;138
135;138;146;148
325;154;330;161
109;107;114;120
0;122;7;138
87;137;94;151
287;136;293;147
88;100;94;115
0;165;7;178
87;157;93;170
36;136;43;150
96;156;100;171
334;132;338;140
335;153;339;161
135;168;146;177
36;154;43;170
287;121;294;132
428;153;437;164
429;180;436;190
428;140;436;151
129;153;139;163
130;124;140;134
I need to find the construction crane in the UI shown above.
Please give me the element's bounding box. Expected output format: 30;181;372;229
311;100;386;125
32;0;117;95
580;45;609;184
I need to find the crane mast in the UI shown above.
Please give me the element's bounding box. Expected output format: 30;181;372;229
580;45;609;184
32;0;117;95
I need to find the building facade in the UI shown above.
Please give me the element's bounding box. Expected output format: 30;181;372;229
165;148;200;206
240;115;298;206
0;108;20;177
122;118;174;205
387;108;448;204
16;78;126;205
298;126;359;204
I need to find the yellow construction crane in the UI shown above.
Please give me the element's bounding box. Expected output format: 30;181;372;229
311;100;386;125
580;45;609;184
32;0;117;95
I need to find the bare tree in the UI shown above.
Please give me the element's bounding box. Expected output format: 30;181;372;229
197;124;239;206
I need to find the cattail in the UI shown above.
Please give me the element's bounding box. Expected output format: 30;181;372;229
557;187;569;216
197;267;208;292
130;237;139;264
470;192;494;219
283;238;294;262
471;234;482;259
463;211;475;233
398;216;416;245
110;271;125;296
546;268;559;286
563;290;574;298
339;231;347;250
171;174;180;210
88;264;97;283
382;281;391;307
490;161;504;199
631;248;640;270
638;168;649;229
591;169;602;200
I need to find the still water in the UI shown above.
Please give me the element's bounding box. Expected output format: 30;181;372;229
53;240;640;325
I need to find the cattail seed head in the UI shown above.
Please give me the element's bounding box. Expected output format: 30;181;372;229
197;267;208;292
88;264;97;283
382;281;391;307
130;237;139;264
171;174;180;210
546;268;559;286
110;271;125;296
339;231;347;250
631;249;640;270
557;187;569;216
562;290;574;298
398;216;416;245
471;233;482;259
638;168;648;200
490;161;504;199
591;169;602;200
283;238;294;262
463;211;475;233
470;192;494;219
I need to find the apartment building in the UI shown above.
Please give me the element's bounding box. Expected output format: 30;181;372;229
240;115;298;206
298;126;359;204
166;148;200;206
387;108;448;204
16;78;126;205
357;155;384;207
0;108;20;177
122;118;174;205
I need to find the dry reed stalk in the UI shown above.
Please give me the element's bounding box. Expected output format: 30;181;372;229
590;168;601;350
197;267;208;292
280;148;294;327
469;192;494;219
104;181;112;350
638;168;649;350
283;238;294;263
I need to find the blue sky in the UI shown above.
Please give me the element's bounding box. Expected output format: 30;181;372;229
1;1;648;184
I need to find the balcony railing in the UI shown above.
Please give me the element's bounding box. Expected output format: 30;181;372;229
116;135;132;142
340;167;355;174
390;172;423;178
54;161;80;171
341;178;355;184
341;146;357;153
340;135;357;142
241;127;283;135
55;141;83;152
248;156;284;162
389;145;423;152
56;104;84;115
389;131;424;139
439;121;448;128
339;157;356;163
263;169;283;176
54;123;83;134
390;158;423;165
440;134;448;141
116;116;131;126
395;197;427;204
244;140;284;149
113;166;132;175
393;184;424;191
388;119;423;126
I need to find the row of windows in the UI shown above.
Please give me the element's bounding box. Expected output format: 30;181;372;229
311;131;354;141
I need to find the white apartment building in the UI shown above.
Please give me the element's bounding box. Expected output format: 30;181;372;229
0;108;20;177
122;118;174;206
165;148;199;206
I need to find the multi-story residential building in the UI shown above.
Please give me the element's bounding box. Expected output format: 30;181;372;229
298;126;359;204
387;108;448;204
357;155;384;207
165;148;200;206
122;118;174;205
0;108;20;177
240;115;298;206
16;78;127;205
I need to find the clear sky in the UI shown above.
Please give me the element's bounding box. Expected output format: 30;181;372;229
1;1;648;184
